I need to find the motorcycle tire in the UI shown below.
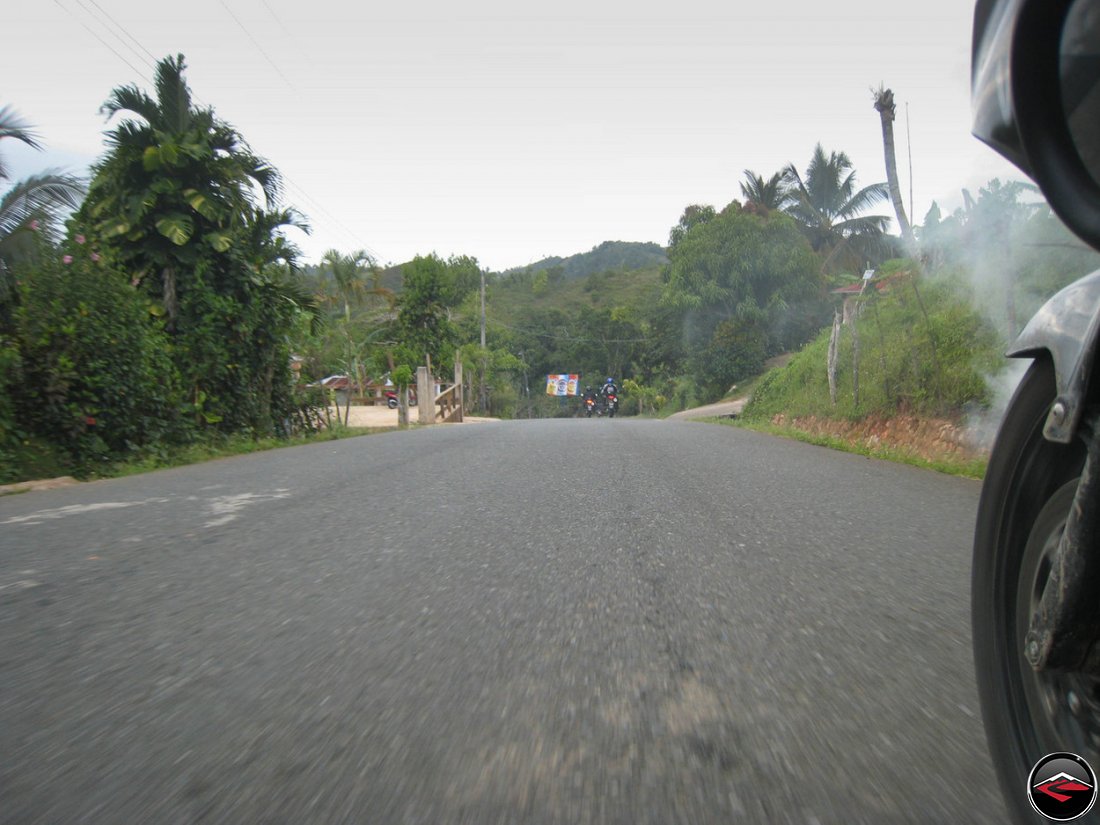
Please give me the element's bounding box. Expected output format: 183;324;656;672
972;357;1094;823
387;398;398;409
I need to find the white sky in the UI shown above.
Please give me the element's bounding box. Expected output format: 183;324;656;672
5;0;1023;272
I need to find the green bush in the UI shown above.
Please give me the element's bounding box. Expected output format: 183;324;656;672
743;275;1004;421
13;240;187;469
0;339;24;479
169;261;302;436
693;317;768;398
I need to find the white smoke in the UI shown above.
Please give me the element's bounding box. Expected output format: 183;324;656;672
963;357;1029;452
927;180;1100;453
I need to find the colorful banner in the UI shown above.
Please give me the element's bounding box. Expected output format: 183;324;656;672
545;374;579;397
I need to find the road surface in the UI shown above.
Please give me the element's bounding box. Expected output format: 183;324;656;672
0;419;1006;823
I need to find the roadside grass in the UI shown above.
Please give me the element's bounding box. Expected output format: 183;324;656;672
711;416;988;479
701;274;1002;480
1;424;393;490
2;436;75;486
104;425;391;480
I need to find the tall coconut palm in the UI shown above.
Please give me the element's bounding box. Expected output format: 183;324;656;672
782;144;891;274
739;169;790;212
872;86;915;247
0;106;85;301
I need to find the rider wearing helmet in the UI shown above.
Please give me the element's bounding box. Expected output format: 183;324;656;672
580;385;597;416
601;378;620;417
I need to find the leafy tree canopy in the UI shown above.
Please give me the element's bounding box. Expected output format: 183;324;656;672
76;54;315;435
668;204;717;250
662;202;823;338
394;254;462;370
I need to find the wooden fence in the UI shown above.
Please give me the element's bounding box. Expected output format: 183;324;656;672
416;357;464;425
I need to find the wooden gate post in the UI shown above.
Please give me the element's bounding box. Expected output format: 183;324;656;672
454;357;464;423
417;366;433;424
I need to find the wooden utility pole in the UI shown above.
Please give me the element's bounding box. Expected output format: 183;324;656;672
827;309;840;406
480;269;488;414
454;357;463;423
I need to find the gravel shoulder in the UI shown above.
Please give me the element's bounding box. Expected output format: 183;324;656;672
332;405;499;427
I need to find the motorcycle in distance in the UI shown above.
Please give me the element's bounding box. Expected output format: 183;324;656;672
603;390;619;418
384;389;417;409
971;1;1100;820
581;389;618;418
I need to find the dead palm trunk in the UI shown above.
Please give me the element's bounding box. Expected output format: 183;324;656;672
873;86;915;249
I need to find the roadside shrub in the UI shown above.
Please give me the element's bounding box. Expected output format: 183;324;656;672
278;384;328;435
743;275;1004;421
0;339;24;478
13;239;187;469
692;318;767;398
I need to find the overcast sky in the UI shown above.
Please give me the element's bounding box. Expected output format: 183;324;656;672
5;0;1022;272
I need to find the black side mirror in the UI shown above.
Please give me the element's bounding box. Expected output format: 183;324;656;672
973;0;1100;249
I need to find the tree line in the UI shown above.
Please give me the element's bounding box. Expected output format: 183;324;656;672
4;58;1096;480
1;56;332;479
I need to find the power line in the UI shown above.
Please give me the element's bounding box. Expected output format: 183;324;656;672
218;1;297;92
259;0;296;40
55;0;384;263
279;176;383;263
211;1;381;260
53;0;152;85
80;0;160;66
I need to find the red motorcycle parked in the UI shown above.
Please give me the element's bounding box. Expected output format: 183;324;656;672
384;389;417;409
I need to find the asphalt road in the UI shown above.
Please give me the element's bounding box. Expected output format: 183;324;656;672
0;419;1006;824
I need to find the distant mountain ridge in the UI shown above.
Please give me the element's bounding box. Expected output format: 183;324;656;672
300;241;669;293
502;240;668;279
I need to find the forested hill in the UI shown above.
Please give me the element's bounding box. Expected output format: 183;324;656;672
299;241;667;292
503;240;668;279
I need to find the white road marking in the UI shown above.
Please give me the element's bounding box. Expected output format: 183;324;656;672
2;489;293;529
203;489;291;528
1;499;171;526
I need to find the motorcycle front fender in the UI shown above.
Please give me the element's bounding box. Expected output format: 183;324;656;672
1008;268;1100;443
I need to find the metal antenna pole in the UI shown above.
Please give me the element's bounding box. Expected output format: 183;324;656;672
906;101;914;225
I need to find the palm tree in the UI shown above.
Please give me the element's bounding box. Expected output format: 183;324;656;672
872;86;915;247
739;169;790;212
83;54;281;328
0;106;85;302
782;144;891;274
79;55;318;435
320;248;375;322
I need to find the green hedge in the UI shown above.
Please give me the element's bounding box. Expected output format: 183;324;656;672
12;242;187;469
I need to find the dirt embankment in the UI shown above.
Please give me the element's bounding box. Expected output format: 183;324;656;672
768;412;987;466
